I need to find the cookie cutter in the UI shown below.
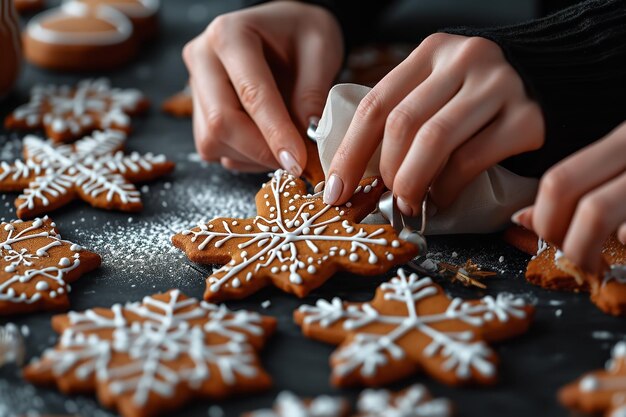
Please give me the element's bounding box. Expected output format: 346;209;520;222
0;323;25;367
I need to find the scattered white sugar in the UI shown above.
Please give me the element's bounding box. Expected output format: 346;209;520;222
498;256;505;263
127;217;133;223
261;300;271;309
141;185;150;193
20;325;29;337
419;258;438;272
451;252;458;258
555;309;562;317
207;405;225;417
549;300;564;306
591;330;614;340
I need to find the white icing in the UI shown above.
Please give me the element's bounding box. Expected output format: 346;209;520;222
357;384;453;417
0;129;169;213
31;290;269;406
248;391;346;417
26;2;133;46
77;0;160;18
298;269;529;380
603;265;626;288
11;78;145;136
0;216;83;304
181;170;395;294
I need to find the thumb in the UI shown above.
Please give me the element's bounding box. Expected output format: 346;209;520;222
291;34;341;132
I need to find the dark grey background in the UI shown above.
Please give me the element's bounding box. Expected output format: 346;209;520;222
1;1;624;416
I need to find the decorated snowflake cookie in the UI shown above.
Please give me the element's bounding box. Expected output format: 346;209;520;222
243;391;350;417
295;268;533;387
0;129;174;219
559;341;626;417
5;78;149;142
24;289;276;417
0;216;100;315
355;384;453;417
173;170;418;302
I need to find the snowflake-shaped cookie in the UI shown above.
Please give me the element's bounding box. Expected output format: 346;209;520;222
0;216;100;314
355;384;453;417
5;78;149;143
295;268;534;387
559;341;626;417
24;289;276;417
173;170;418;302
244;391;350;417
0;129;174;218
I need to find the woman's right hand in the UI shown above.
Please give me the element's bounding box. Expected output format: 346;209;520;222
183;1;343;175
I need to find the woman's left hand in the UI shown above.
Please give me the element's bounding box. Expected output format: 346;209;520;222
323;33;545;216
514;121;626;273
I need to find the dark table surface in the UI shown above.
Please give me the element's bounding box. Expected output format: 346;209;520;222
1;1;624;417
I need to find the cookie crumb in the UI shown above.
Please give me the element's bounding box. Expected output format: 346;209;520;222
555;309;562;317
498;256;505;263
261;300;271;309
451;251;458;258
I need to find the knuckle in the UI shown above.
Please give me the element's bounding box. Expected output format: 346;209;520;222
204;110;226;138
419;33;448;51
385;107;414;139
182;41;196;66
578;195;611;232
356;90;385;121
539;167;572;201
297;87;326;110
416;119;449;151
450;150;480;178
206;14;234;48
237;81;264;112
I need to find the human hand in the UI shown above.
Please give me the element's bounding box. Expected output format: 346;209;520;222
323;33;544;216
183;1;343;174
513;121;626;273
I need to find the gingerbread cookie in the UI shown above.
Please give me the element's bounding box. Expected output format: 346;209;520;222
161;86;192;118
525;235;626;316
243;391;351;417
23;2;137;71
74;0;160;41
502;225;539;256
355;385;453;417
303;136;325;186
173;170;418;302
5;78;149;143
559;341;626;417
24;289;276;417
0;129;174;219
0;0;21;99
13;0;44;14
0;216;100;315
295;268;533;387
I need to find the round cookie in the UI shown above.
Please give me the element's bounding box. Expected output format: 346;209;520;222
13;0;44;14
74;0;160;40
23;2;137;72
0;0;21;99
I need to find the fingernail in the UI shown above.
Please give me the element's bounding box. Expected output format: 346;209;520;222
397;197;415;216
307;116;320;141
323;174;343;205
511;207;530;227
278;149;303;177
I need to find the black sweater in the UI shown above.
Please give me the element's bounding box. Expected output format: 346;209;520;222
244;0;626;177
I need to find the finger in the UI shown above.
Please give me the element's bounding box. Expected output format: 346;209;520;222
215;31;306;176
430;102;544;209
186;51;278;168
562;172;626;272
324;43;438;205
511;206;534;231
618;223;626;245
533;127;626;247
291;29;341;130
221;157;272;173
392;80;505;215
380;70;462;190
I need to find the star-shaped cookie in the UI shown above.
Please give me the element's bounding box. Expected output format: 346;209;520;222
295;268;533;387
24;289;276;417
173;170;418;302
0;216;100;314
0;129;174;218
5;78;149;143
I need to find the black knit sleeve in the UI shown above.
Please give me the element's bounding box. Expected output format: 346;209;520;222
444;0;626;177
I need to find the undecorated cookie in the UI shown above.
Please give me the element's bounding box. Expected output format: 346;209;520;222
161;86;192;118
74;0;160;41
23;2;137;71
559;341;626;417
0;216;101;315
23;289;277;417
295;268;534;387
172;170;418;302
0;129;174;218
5;78;149;142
